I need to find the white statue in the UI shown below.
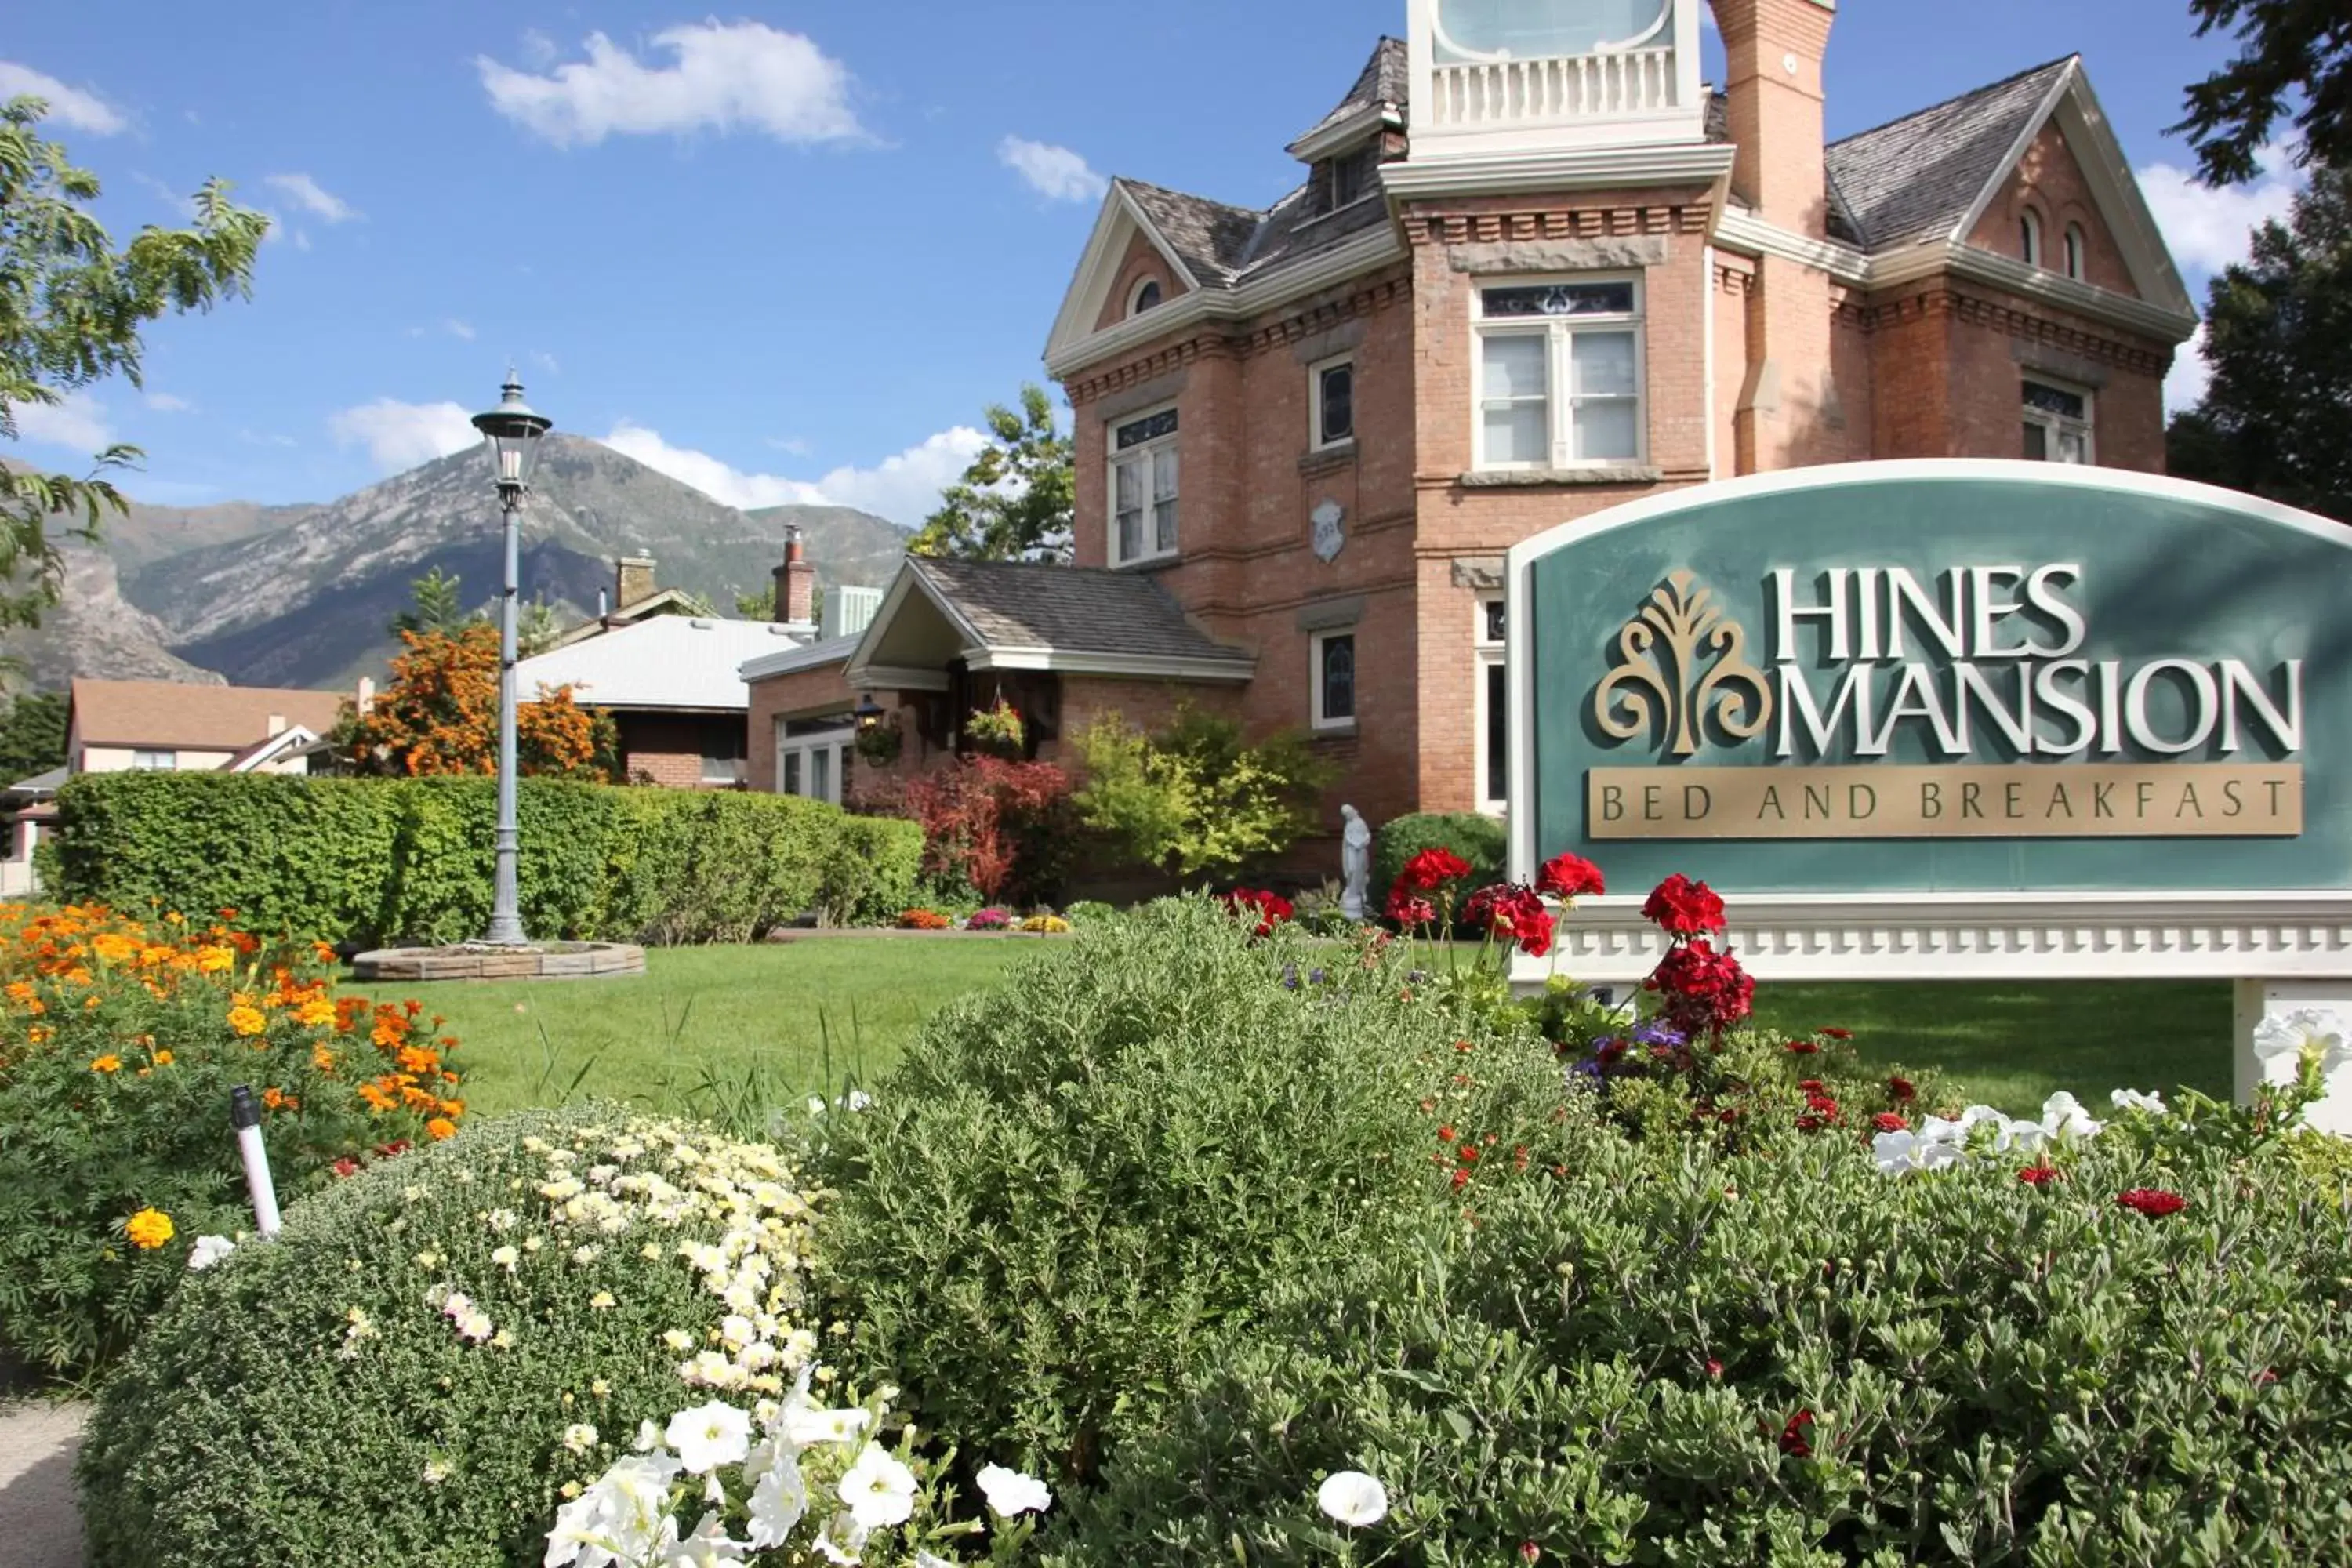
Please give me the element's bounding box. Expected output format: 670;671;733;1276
1339;804;1373;922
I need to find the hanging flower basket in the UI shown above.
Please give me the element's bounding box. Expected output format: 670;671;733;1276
966;699;1026;759
855;717;903;766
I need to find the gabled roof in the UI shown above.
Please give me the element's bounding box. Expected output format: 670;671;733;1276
67;679;344;753
513;615;813;713
226;725;320;773
1824;57;2076;252
1288;37;1408;158
1118;180;1265;287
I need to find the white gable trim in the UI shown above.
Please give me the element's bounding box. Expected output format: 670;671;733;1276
1947;60;2196;319
228;725;318;773
1043;184;1207;373
970;648;1255;681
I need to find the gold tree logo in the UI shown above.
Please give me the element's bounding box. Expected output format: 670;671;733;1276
1593;570;1775;757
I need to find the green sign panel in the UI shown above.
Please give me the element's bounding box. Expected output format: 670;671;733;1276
1516;463;2352;894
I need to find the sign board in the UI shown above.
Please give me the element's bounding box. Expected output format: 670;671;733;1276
1504;462;2352;996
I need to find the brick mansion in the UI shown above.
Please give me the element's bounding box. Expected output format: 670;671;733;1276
745;0;2198;833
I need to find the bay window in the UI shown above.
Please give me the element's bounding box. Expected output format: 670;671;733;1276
1475;279;1645;470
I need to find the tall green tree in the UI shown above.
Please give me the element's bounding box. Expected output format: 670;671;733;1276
0;690;67;782
0;98;268;630
2175;0;2350;183
2165;162;2352;521
387;568;473;638
909;384;1074;563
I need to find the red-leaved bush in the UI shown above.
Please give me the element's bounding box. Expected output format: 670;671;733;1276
885;757;1074;905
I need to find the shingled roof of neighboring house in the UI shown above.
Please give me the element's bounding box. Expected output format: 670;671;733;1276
1824;56;2078;252
67;678;345;753
908;558;1252;666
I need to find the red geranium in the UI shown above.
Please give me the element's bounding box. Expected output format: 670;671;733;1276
1784;1039;1820;1054
1219;887;1294;938
1778;1409;1815;1457
1642;873;1726;937
1465;883;1558;956
1871;1112;1908;1134
1646;938;1755;1037
2117;1188;2187;1217
1887;1076;1917;1102
1820;1026;1853;1040
1399;847;1474;892
2018;1165;2061;1185
1536;852;1606;900
1385;888;1437;928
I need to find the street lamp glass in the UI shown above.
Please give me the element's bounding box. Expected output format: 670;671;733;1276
471;374;554;491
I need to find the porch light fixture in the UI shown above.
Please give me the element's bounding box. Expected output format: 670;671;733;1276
853;694;887;731
470;372;554;947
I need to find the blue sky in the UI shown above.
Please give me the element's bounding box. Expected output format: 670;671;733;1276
2;1;2307;524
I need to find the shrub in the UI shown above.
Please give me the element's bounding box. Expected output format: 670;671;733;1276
898;909;954;931
811;899;1563;1485
1070;706;1334;882
965;908;1012;931
0;904;462;1377
78;1105;956;1568
1061;901;1117;927
52;771;921;947
1370;811;1507;906
1049;1082;2352;1564
885;757;1076;908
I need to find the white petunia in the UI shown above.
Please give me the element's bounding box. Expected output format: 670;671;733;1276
187;1235;236;1271
423;1457;453;1485
812;1514;868;1565
656;1511;747;1567
667;1402;754;1475
2252;1008;2352;1074
1871;1129;1926;1176
545;1451;683;1568
2039;1091;2104;1141
782;1404;870;1447
837;1443;917;1530
2111;1087;2169;1114
843;1090;873;1112
975;1462;1052;1517
913;1555;956;1568
563;1423;600;1456
1316;1468;1388;1527
742;1437;809;1548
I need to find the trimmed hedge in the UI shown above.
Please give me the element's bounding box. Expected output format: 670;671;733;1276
53;771;921;947
1372;810;1507;900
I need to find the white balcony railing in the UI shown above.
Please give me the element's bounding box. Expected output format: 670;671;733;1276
1429;46;1679;129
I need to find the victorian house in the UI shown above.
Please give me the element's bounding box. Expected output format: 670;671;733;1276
746;0;2196;830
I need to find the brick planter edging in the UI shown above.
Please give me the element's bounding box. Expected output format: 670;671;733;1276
351;942;648;982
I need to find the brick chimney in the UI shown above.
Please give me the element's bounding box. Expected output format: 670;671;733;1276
1715;0;1836;238
773;528;818;626
615;555;657;611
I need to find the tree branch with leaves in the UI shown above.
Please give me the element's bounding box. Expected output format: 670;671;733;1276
909;384;1074;563
0;96;268;629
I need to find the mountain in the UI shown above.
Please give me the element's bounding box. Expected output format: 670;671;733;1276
115;437;911;690
102;495;318;574
0;543;227;690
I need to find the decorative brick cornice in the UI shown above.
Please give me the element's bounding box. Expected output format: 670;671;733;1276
1063;273;1409;408
1836;284;2171;376
1402;201;1711;249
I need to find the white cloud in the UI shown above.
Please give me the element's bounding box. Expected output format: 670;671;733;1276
445;319;477;341
2137;143;2302;277
477;22;865;148
601;423;985;526
0;61;125;135
131;172;198;221
12;390;114;452
143;391;193;413
998;136;1108;203
2165;322;2212;414
328;398;479;473
263;172;360;223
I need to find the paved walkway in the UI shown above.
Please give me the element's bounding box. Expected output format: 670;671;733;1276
0;1401;84;1568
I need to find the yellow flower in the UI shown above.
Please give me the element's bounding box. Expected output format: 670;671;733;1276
125;1208;175;1250
296;996;336;1029
90;1054;122;1074
227;1004;267;1037
195;945;235;974
153;1048;173;1066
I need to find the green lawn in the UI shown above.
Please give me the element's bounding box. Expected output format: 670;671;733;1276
358;938;2238;1122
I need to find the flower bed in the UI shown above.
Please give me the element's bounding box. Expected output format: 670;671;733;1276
0;903;462;1376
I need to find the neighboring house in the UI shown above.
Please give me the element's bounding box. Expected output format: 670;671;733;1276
514;531;856;789
66;679;346;777
751;2;2197;830
543;554;728;653
0;767;63;898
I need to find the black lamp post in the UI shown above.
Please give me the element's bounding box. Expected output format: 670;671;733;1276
470;372;552;947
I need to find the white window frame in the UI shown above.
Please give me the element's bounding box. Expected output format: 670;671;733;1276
1474;593;1508;815
1308;627;1358;733
1471;275;1647;473
130;749;176;771
2063;223;2085;281
2022;377;2096;466
1108;405;1179;567
2020;208;2044;268
774;722;854;806
1127;278;1163;318
1308;354;1356;451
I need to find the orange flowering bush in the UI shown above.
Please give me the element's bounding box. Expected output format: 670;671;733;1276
0;902;466;1377
344;623;612;779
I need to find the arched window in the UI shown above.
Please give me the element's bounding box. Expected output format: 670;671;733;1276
2020;209;2043;268
1128;278;1163;317
2063;223;2085;281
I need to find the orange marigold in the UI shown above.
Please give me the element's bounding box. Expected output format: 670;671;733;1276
227;1004;267;1037
195;946;235;974
152;1048;173;1066
261;1087;299;1112
90;1054;122;1074
125;1208;174;1250
425;1116;457;1141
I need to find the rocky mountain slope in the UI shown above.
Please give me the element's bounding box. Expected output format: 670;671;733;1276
0;543;226;690
108;437;909;690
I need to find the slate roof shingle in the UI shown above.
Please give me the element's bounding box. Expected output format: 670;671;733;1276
1290;36;1408;152
1823;56;2076;252
909;557;1250;666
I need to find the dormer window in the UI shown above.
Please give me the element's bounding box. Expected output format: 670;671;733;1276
1327;145;1378;212
1128;279;1163;317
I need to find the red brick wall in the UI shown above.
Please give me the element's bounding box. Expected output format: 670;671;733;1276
1715;0;1837;238
743;662;855;793
1968;122;2140;297
617;713;741;790
1092;230;1189;333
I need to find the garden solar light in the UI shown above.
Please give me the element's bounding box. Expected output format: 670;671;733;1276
229;1084;282;1239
